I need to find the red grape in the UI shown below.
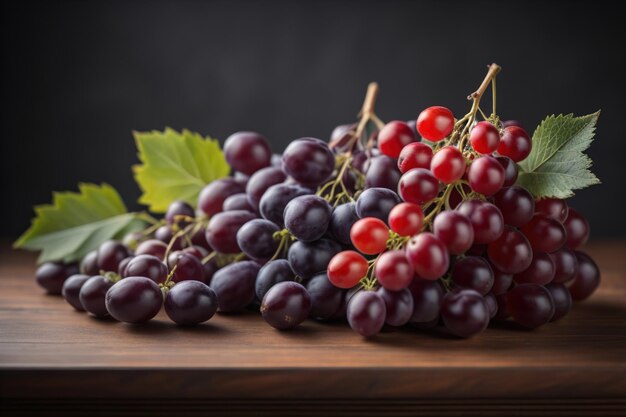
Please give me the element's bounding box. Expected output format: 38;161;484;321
487;226;533;274
378;121;417;158
388;202;424;236
416;106;455;141
497;126;532;162
375;250;414;291
327;251;369;289
398;168;439;204
470;121;500;154
433;210;474;255
431;146;466;184
350;217;389;255
468;155;505;196
405;233;449;280
397;142;433;173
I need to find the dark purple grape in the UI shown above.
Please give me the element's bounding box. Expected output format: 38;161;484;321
154;225;183;251
456;200;504;244
365;155;402;190
506;284;555;329
564;208;590;249
287;239;342;279
496;156;518;187
490;263;513;295
224;131;272;176
283;195;332;242
165;200;195;226
79;275;115;317
202;257;219;285
441;289;489;338
377;287;414;327
261;281;311;330
61;274;91;311
206;210;257;254
483;293;498;318
433;210;474;255
452;256;494;295
255;259;295;300
545;283;572;322
550;247;578;283
355;187;401;222
329;202;359;245
164;281;218;325
211;261;260;313
493;293;511;320
259;183;312;227
330;123;354;143
408;278;444;323
521;214;566;253
492;186;535;227
171;252;204;282
514;251;555;285
123;254;168;284
487;226;533;274
190;226;211;251
306;273;345;320
198;178;246;217
181;245;209;261
36;262;79;294
568;251;600;301
117;256;133;276
97;240;130;272
282;138;335;185
80;251;99;275
105;276;163;323
223;193;256;212
535;198;569;223
347;291;386;337
135;239;167;259
246;166;287;210
236;219;280;261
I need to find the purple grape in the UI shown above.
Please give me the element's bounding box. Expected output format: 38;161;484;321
224;131;272;176
347;291;386;337
117;256;133;276
198;178;245;217
282;138;335;185
255;259;295;300
164;281;218;325
408;278;444;324
365;155;401;190
206;210;257;254
490;263;513;295
377;287;414;326
329;202;359;245
61;274;91;311
451;256;494;295
550;247;578;283
154;225;183;251
211;261;260;313
514;251;555;285
568;251;601;301
246;166;287;210
546;283;572;322
223;193;256;212
259;183;312;227
483;293;498;318
283;195;332;242
96;240;130;273
287;239;342;279
123;254;168;284
202;257;220;285
306;273;345;320
261;281;311;330
507;284;555;328
36;262;79;294
492;186;535;228
236;219;280;261
105;276;163;323
79;275;115;318
165;200;195;225
441;289;489;338
80;251;99;276
135;239;168;259
355;187;401;222
171;252;204;282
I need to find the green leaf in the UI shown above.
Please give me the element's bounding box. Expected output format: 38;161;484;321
133;128;230;213
14;183;147;264
516;112;601;199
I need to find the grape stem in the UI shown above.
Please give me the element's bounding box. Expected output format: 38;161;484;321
422;184;455;229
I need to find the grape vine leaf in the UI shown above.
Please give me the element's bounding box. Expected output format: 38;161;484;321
14;183;147;264
516;112;601;199
133;128;230;213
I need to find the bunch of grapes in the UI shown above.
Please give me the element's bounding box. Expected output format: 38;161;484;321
34;66;600;337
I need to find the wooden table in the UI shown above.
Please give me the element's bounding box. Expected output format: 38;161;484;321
1;243;625;416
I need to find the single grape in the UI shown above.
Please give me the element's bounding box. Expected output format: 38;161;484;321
181;245;209;261
79;275;115;318
330;123;355;143
416;106;454;141
36;262;79;295
190;227;211;252
433;210;474;255
470;121;500;154
306;273;345;320
236;219;280;261
377;287;414;327
355;187;401;222
408;278;444;323
61;274;91;311
117;256;133;276
490;263;513;295
397;142;433;173
398;168;440;204
506;284;555;329
378;121;417;158
164;281;218;325
255;259;295;300
535;198;568;223
246;166;287;210
347;291;386;337
492;186;535;227
327;250;369;289
452;256;494;295
375;250;414;291
97;240;130;273
563;208;590;249
497;126;531;162
364;155;402;190
211;261;260;313
483;293;498;319
431;146;466;184
496;156;518;187
487;226;533;274
261;282;311;330
405;232;449;280
545;283;572;322
441;289;489;338
514;251;555;285
388;202;424;237
550;247;578;283
457;200;504;244
206;210;257;254
171;252;204;282
223;193;256;213
122;254;167;283
282;138;335;185
198;178;245;217
521;214;566;253
224;131;272;176
80;251;99;276
468;155;505;196
288;239;342;280
135;239;168;259
568;251;600;301
105;276;163;323
202;257;219;285
350;217;389;255
284;195;332;242
259;183;312;227
329;202;359;245
154;225;183;250
165;200;195;226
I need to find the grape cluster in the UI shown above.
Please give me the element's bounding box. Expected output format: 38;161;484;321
34;78;600;338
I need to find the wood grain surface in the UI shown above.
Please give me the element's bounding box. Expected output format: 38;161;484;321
1;242;625;416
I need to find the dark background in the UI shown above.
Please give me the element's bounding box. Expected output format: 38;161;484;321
2;0;624;238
